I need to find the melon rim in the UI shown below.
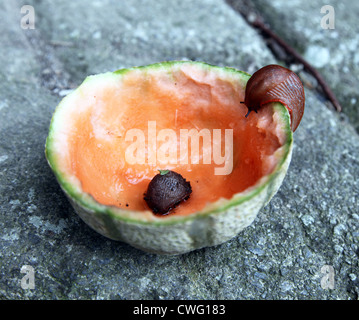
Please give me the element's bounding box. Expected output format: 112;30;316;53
45;60;293;227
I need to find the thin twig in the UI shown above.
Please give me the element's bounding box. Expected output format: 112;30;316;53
251;18;342;112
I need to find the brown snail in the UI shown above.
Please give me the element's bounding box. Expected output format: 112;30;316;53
243;64;305;132
144;170;192;215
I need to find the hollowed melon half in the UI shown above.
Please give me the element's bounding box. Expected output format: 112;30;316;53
45;61;292;255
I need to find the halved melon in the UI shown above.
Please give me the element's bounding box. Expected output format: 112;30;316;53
45;61;293;254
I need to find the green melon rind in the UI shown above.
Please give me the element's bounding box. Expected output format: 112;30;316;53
45;60;293;255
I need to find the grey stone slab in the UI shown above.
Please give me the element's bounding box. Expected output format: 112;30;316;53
25;0;275;85
0;0;358;300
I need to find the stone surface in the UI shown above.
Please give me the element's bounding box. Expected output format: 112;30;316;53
0;0;358;300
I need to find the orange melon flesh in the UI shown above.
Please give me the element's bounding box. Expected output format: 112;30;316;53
64;64;284;216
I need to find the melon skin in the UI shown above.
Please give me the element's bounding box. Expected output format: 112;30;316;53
45;61;293;255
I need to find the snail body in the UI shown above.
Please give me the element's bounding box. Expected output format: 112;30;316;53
244;65;305;132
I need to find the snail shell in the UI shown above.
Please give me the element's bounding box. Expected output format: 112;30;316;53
244;65;305;132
